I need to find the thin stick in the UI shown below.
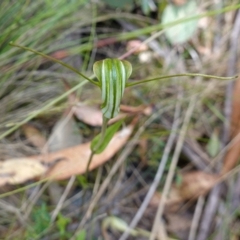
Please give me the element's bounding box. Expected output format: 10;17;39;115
150;78;199;240
196;9;240;240
86;116;109;175
127;73;237;87
23;181;52;219
0;200;26;227
51;176;76;222
188;196;205;240
119;94;182;240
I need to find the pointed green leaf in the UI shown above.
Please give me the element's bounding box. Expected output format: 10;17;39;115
93;58;132;119
91;120;123;154
9;42;98;86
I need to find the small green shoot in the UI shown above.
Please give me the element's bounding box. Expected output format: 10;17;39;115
76;175;89;188
56;213;71;239
26;203;51;238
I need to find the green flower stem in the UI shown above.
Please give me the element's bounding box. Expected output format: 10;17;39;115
93;116;109;152
9;42;99;87
126;73;238;87
86;116;109;175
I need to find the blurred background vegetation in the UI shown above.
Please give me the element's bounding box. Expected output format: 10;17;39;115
0;0;240;239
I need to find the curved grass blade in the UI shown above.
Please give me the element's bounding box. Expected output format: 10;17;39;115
9;42;99;86
126;73;238;87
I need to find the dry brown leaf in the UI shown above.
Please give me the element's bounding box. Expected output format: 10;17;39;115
73;103;105;126
44;123;134;179
73;104;127;126
63;80;105;126
0;123;135;185
231;79;240;136
150;171;219;209
126;40;148;54
76;104;125;126
222;78;240;174
63;81;109;126
221;134;240;174
149;188;183;212
0;159;47;185
176;171;219;200
22;124;47;148
120;104;152;116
